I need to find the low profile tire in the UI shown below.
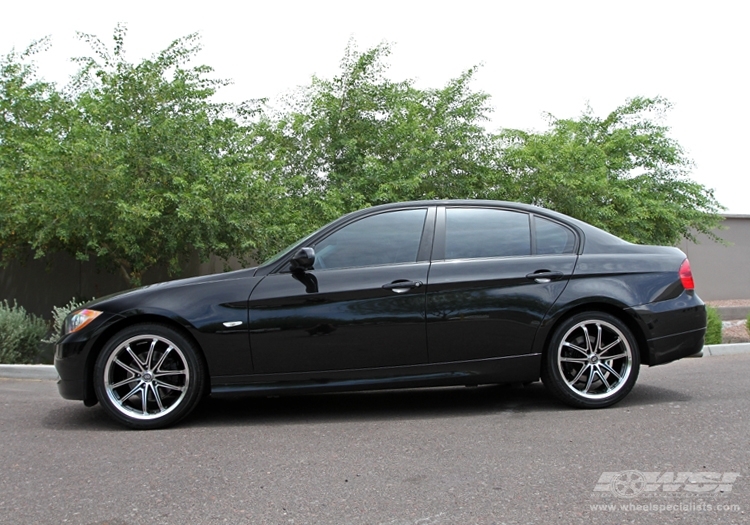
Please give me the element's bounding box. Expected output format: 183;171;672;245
541;312;640;408
93;323;206;429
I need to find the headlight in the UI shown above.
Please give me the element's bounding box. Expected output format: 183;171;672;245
65;309;103;334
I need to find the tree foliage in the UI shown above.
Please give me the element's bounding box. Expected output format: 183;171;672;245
1;26;270;285
499;97;723;245
0;31;725;288
252;42;505;228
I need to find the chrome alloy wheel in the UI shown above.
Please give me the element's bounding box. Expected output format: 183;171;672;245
103;334;190;420
556;319;634;400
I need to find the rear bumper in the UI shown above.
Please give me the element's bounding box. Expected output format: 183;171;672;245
627;290;707;366
646;327;706;366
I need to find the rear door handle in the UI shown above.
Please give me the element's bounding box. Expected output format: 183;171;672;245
382;280;423;294
526;270;564;284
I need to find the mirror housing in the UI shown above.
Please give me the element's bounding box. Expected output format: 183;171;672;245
290;247;315;271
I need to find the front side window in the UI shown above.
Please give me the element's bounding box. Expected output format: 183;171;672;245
444;208;531;260
313;209;427;270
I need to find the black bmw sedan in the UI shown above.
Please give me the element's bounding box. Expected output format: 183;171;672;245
54;200;706;429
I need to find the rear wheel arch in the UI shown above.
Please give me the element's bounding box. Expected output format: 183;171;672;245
539;302;650;368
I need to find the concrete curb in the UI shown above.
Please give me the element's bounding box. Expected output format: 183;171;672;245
2;343;750;381
0;364;59;380
703;343;750;356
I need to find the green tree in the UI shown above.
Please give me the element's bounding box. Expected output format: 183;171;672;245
251;42;506;232
0;39;72;263
499;97;724;245
1;26;271;285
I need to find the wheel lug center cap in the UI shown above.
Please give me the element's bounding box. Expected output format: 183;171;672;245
142;372;153;382
590;355;599;364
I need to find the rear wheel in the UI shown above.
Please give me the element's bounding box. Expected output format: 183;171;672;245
93;323;205;429
541;312;640;408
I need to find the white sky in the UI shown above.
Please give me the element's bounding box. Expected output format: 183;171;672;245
3;0;748;213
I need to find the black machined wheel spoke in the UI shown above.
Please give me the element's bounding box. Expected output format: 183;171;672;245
145;338;157;369
583;327;594;353
111;376;139;389
154;369;186;378
154;380;185;392
141;385;148;414
114;358;141;376
126;345;146;371
562;341;588;357
153;346;173;372
596;367;612;391
594;324;603;352
583;368;596;393
150;383;164;412
568;363;590;386
598;338;622;356
599;361;622;380
120;382;143;403
560;356;588;363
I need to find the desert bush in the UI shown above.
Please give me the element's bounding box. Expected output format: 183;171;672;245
705;305;722;345
0;300;49;364
42;298;90;345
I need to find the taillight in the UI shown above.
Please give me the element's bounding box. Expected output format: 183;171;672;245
679;259;695;290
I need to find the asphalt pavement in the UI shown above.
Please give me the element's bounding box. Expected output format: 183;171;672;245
0;352;749;524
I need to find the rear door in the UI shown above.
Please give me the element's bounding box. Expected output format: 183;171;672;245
426;206;578;363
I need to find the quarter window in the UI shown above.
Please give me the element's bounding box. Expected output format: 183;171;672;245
535;217;576;254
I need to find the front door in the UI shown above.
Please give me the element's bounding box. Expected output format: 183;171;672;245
248;208;433;374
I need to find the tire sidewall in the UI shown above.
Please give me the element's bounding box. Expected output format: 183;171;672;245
93;323;205;429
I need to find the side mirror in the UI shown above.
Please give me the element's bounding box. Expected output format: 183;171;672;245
290;247;315;271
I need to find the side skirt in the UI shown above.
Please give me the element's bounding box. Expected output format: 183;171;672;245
210;354;541;398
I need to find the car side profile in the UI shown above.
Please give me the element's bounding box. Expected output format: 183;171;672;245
54;200;707;429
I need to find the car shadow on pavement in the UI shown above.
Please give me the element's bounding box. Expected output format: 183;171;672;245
41;381;692;431
185;383;556;427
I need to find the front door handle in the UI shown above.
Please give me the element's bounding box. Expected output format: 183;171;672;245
382;280;423;294
525;270;564;284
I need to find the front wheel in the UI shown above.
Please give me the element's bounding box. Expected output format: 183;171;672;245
541;312;640;408
93;323;206;429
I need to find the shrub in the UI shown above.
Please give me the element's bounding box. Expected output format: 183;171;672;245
705;305;722;345
0;300;50;364
42;298;90;345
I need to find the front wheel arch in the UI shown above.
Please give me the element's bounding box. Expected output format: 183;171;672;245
83;315;211;406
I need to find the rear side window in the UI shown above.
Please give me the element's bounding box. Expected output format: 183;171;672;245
535;217;576;254
445;208;531;259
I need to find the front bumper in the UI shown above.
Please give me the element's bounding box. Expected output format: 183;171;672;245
54;312;122;402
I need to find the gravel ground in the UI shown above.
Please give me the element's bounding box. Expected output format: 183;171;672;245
723;320;750;343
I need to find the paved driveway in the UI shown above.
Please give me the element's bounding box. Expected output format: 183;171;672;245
1;355;748;524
